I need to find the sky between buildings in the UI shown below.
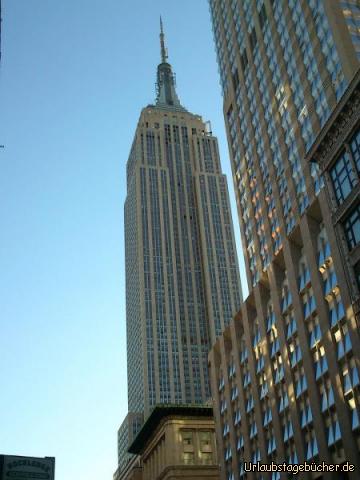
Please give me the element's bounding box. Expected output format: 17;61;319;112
0;1;248;479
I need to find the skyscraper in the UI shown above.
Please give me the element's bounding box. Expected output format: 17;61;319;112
116;20;242;475
210;0;360;289
207;0;360;477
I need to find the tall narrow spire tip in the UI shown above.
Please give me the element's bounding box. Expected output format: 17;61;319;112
159;15;168;63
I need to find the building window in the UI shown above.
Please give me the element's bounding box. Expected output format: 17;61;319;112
182;452;194;465
330;151;358;204
350;128;360;174
343;203;360;250
199;431;212;450
181;430;193;446
224;445;232;462
240;50;248;72
259;3;267;29
355;261;360;290
200;452;213;465
249;27;257;51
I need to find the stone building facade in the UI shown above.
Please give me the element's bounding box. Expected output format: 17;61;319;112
207;1;360;479
123;405;220;480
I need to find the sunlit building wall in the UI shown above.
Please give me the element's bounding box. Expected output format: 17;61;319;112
207;1;360;478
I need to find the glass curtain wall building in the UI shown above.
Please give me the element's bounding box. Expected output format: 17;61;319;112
207;1;360;478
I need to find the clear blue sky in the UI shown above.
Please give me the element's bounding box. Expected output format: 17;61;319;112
0;1;247;479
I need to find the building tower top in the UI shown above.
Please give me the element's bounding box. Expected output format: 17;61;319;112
155;17;185;111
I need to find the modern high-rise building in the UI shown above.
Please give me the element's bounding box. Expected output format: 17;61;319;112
207;0;360;478
116;20;242;476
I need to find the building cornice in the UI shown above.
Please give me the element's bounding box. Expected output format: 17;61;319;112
128;404;213;455
306;68;360;170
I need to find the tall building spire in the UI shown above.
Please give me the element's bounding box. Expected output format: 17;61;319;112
155;17;185;110
159;16;167;63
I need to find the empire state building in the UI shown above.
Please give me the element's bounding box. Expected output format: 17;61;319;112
118;22;241;467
